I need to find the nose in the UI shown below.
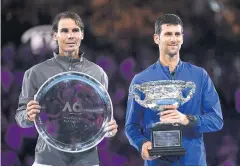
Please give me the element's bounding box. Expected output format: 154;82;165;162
170;35;177;42
67;32;74;38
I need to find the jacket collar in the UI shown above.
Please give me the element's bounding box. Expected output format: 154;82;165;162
156;58;182;74
53;51;85;63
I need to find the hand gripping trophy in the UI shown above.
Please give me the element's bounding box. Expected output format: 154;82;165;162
130;80;196;156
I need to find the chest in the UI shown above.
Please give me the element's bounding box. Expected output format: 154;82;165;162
35;64;102;90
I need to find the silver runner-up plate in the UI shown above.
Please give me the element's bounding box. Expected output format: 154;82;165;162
34;71;113;153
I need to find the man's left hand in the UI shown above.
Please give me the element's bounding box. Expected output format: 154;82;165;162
104;119;118;138
160;105;189;125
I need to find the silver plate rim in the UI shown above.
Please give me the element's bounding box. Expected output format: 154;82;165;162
33;71;113;153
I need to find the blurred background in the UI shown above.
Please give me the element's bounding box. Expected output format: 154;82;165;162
1;0;240;165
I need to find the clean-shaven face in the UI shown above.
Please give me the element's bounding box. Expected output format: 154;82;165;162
54;18;83;55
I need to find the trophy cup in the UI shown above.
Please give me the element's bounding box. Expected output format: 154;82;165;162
130;80;196;156
34;71;113;152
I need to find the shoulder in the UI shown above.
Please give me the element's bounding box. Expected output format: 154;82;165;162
182;61;211;86
182;61;205;72
23;58;53;78
83;58;107;76
28;58;53;72
131;62;157;84
182;61;207;76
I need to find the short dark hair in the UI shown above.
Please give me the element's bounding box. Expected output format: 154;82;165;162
52;11;84;32
155;14;183;34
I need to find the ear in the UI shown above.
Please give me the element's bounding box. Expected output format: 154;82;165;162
80;31;84;40
181;33;184;45
53;32;58;41
153;34;160;45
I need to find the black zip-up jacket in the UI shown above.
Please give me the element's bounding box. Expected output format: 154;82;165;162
15;52;108;165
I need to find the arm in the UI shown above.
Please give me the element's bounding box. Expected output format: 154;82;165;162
193;69;223;133
15;69;38;128
101;71;118;137
124;76;148;153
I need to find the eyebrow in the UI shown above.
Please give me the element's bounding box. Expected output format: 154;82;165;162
72;28;80;31
60;27;80;31
60;28;68;31
164;32;182;34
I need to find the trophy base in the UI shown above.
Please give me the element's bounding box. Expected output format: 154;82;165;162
149;123;186;157
149;146;186;156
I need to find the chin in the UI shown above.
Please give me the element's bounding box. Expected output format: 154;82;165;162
168;52;178;57
64;49;76;53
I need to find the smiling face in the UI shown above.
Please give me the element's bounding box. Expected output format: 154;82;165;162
53;18;84;56
154;24;183;58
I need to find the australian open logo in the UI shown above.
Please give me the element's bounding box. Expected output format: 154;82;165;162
62;102;83;113
21;25;56;54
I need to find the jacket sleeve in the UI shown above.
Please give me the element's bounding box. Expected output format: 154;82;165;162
15;69;38;128
124;76;148;153
193;69;223;133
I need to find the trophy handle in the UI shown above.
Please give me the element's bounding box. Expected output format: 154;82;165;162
130;84;148;108
181;81;196;105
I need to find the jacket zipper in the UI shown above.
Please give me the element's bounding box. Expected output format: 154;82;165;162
170;71;175;80
68;56;72;70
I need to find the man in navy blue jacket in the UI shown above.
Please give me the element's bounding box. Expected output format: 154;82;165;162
124;14;223;166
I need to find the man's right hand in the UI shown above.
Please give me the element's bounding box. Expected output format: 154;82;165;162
141;141;161;160
26;100;41;121
141;141;154;160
